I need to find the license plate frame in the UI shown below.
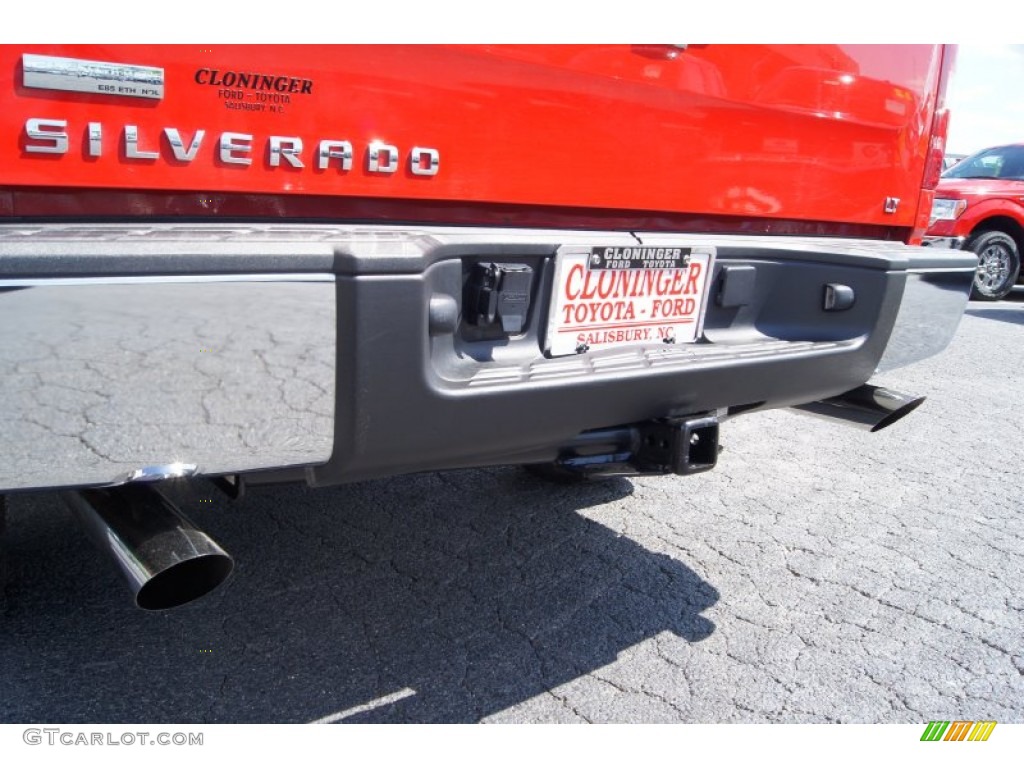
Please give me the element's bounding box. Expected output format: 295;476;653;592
545;244;716;357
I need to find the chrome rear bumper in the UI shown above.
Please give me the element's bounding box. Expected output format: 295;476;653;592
0;223;976;492
874;262;972;373
921;235;966;250
0;274;335;491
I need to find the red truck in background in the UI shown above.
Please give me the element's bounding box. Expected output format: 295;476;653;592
0;45;976;610
925;143;1024;299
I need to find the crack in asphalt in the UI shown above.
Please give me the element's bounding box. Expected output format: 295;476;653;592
2;308;1022;723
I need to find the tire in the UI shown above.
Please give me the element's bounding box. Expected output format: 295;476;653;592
967;230;1020;301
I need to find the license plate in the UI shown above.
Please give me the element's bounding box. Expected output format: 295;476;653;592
545;245;715;357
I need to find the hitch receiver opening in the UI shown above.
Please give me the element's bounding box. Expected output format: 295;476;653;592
636;416;720;475
543;414;720;479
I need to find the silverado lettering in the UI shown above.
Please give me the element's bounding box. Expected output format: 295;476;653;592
21;118;440;174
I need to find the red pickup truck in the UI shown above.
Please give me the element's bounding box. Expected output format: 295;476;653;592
925;143;1024;299
0;45;975;608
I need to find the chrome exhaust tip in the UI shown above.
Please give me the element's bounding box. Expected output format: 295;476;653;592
791;384;925;433
62;484;233;610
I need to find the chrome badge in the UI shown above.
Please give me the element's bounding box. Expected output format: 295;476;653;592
22;118;441;176
22;54;164;100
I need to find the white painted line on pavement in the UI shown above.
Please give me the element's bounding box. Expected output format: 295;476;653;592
309;687;417;724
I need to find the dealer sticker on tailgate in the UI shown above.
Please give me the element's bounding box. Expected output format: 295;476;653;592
546;245;715;357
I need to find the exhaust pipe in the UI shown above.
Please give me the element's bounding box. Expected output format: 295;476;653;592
62;484;233;610
791;383;925;432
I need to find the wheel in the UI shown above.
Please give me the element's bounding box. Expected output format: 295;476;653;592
967;230;1020;301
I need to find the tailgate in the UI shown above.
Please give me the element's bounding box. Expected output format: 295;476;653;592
0;44;942;228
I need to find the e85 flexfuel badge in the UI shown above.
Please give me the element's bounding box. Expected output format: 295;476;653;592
22;53;163;100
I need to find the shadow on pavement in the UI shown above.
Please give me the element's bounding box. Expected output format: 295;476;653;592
964;286;1024;324
1;468;718;723
965;306;1024;326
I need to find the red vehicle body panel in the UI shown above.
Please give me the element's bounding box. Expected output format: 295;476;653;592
0;44;947;235
927;176;1024;238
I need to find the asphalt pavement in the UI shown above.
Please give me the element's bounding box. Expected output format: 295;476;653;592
1;292;1022;723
